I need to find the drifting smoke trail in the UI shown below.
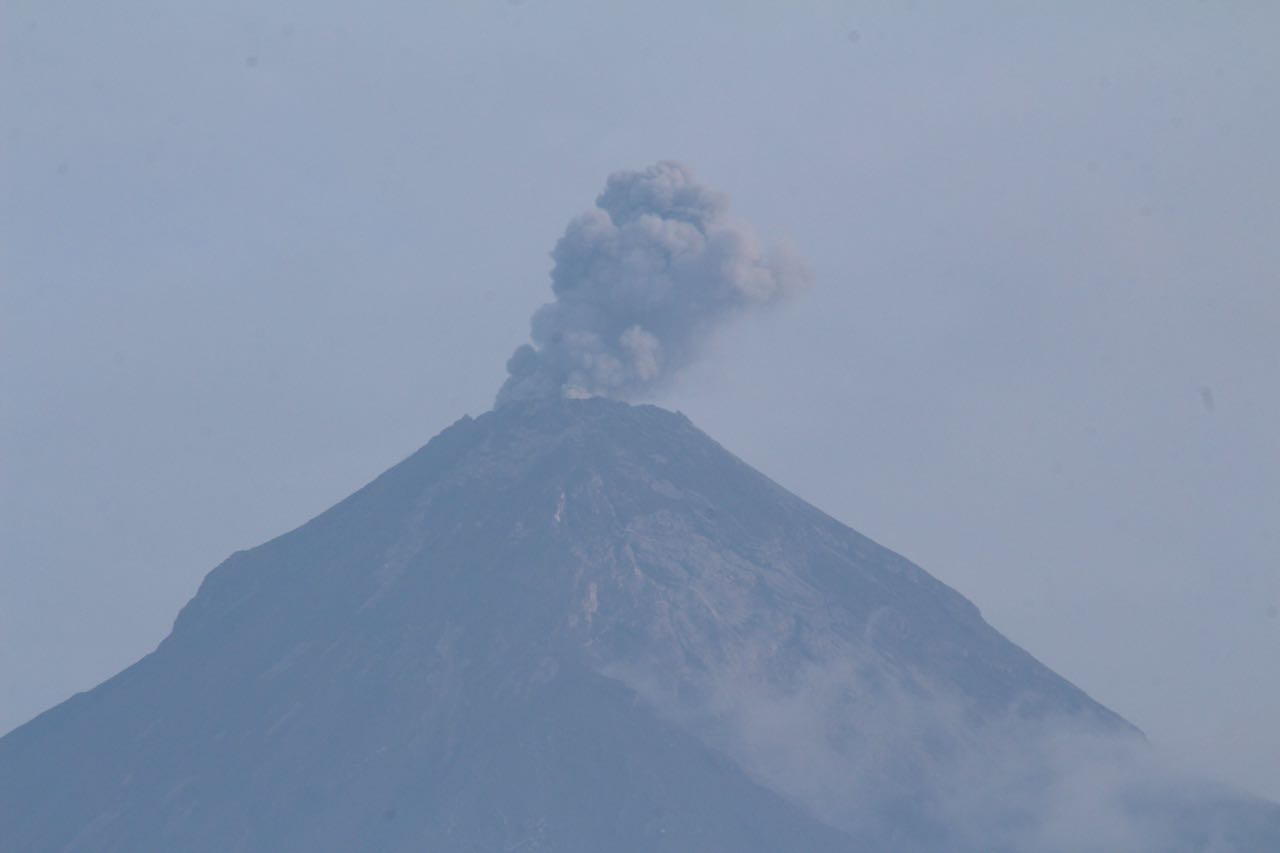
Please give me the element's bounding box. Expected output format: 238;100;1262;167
496;162;807;405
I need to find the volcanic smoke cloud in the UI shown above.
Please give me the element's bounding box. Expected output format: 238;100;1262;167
496;162;807;405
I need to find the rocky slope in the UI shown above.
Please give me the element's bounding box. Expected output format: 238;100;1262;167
1;398;1275;851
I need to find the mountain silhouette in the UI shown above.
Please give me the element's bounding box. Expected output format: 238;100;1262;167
2;398;1276;851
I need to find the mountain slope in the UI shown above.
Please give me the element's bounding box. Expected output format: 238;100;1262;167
1;398;1276;851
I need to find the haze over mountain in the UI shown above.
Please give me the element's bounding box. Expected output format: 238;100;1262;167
2;398;1277;851
7;3;1280;812
4;163;1277;850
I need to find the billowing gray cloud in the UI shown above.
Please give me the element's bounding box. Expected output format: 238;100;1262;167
496;162;807;405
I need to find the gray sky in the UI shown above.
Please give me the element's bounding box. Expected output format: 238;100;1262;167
3;1;1277;801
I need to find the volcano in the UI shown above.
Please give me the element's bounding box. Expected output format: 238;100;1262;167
2;398;1276;851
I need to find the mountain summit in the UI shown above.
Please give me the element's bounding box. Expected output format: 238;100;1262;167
2;398;1276;851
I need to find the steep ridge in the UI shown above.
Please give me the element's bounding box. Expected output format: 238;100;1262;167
1;398;1276;851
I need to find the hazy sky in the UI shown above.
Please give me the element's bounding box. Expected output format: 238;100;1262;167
3;1;1277;801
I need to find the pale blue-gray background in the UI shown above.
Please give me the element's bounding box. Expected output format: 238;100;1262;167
3;1;1277;799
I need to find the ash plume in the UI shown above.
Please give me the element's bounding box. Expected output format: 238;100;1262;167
496;161;807;405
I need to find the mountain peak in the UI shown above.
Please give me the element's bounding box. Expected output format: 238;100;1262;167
2;400;1276;851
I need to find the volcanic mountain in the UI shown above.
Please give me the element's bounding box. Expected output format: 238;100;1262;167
1;398;1276;851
